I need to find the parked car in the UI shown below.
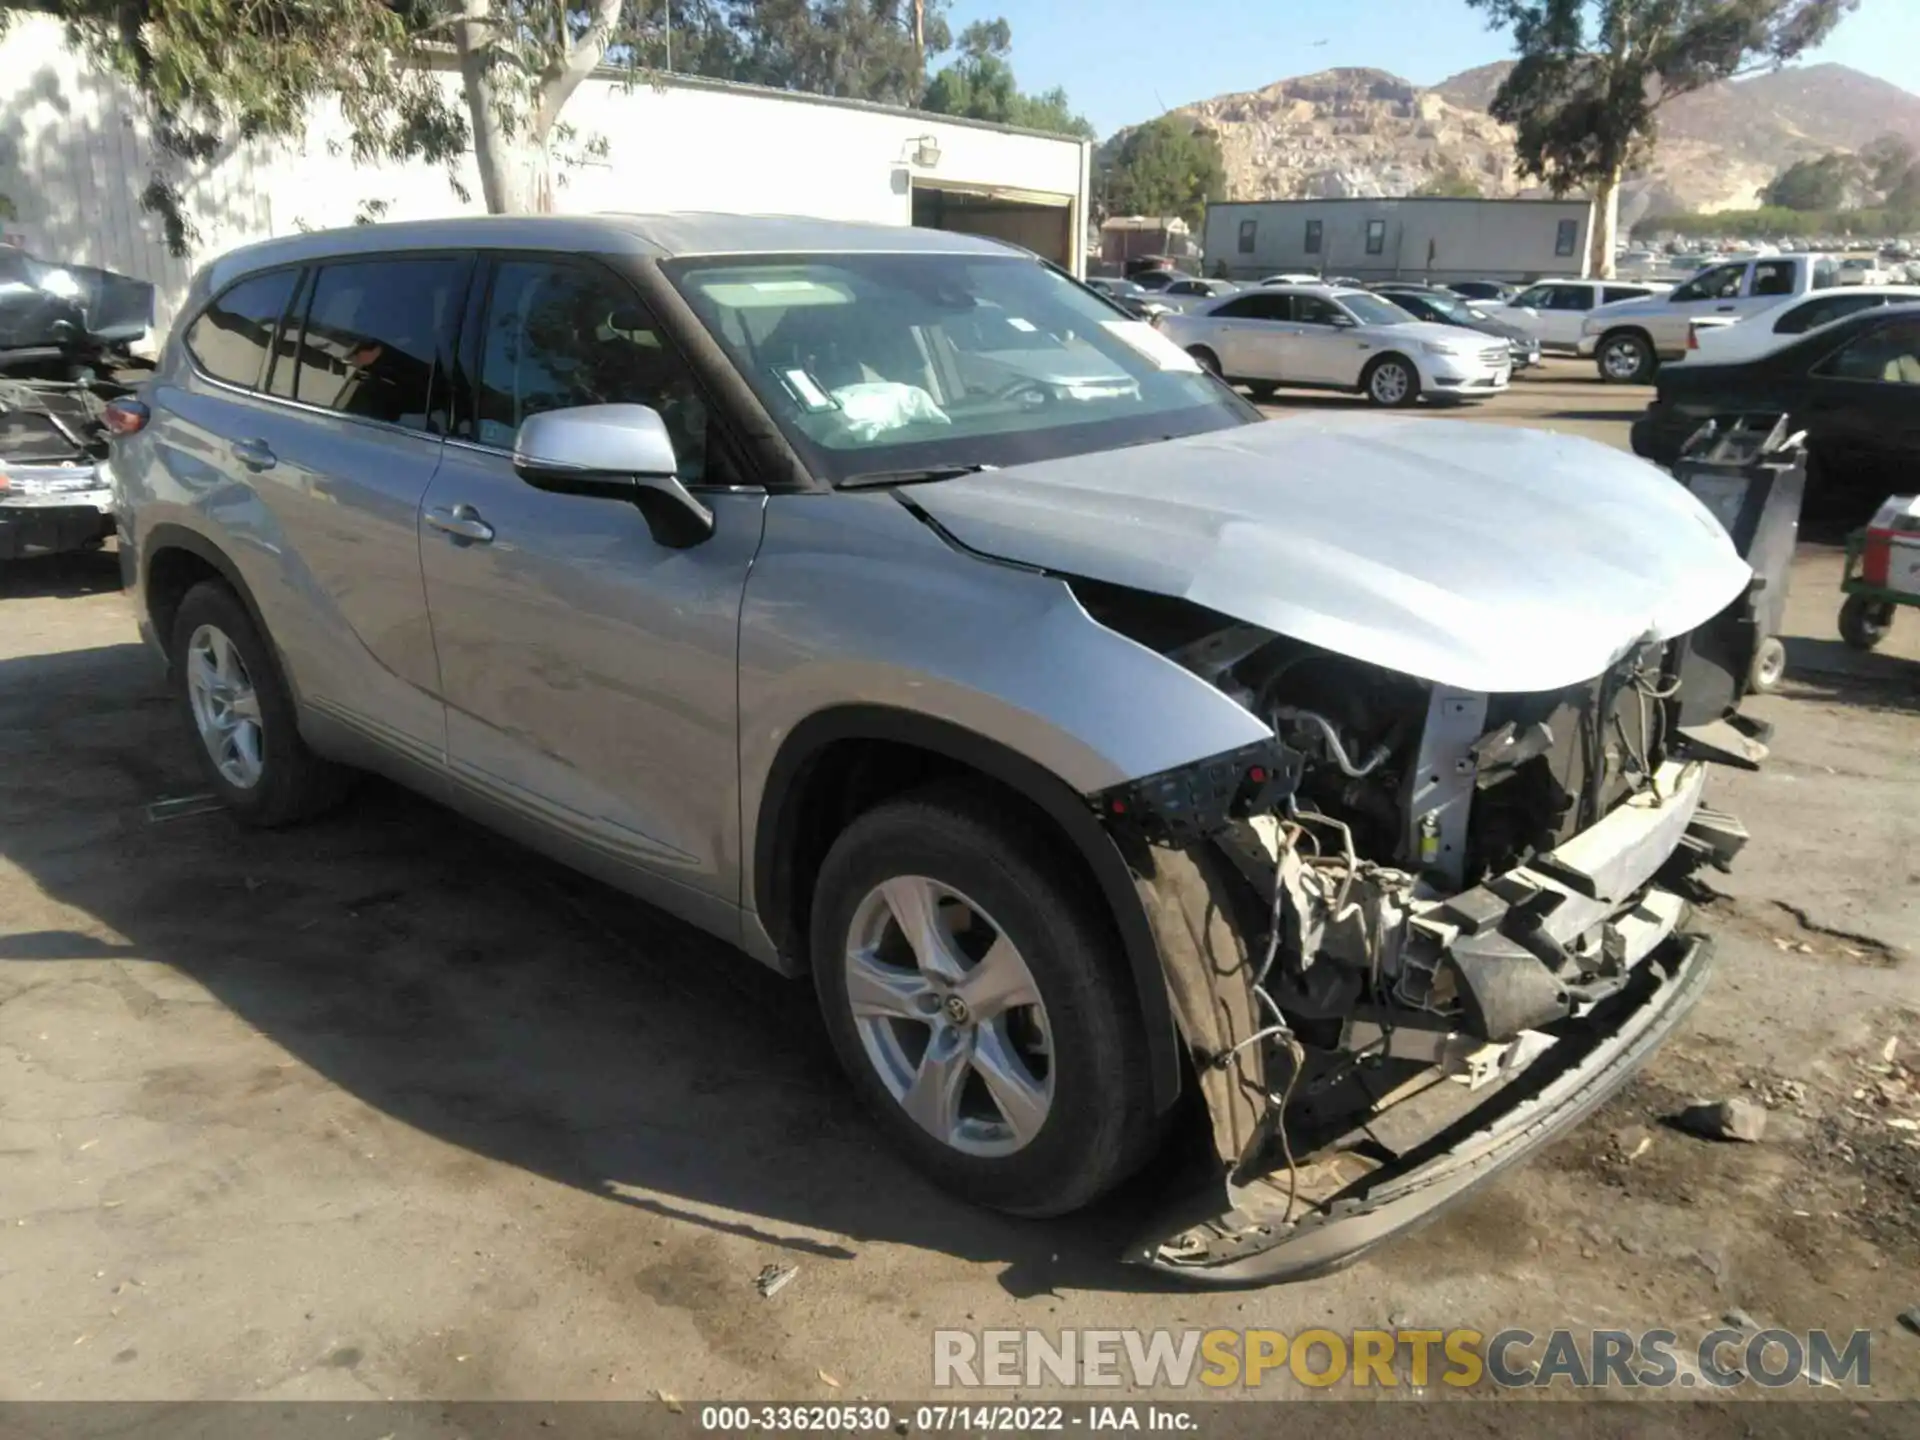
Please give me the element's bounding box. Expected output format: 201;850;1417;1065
0;376;137;561
1837;257;1892;287
1486;279;1669;356
0;248;155;379
1682;288;1920;366
1155;276;1241;312
1260;272;1324;285
1632;305;1920;513
1370;283;1543;369
1576;254;1839;383
1129;268;1195;292
1154;283;1512;405
115;215;1761;1284
1084;276;1174;321
1444;279;1519;304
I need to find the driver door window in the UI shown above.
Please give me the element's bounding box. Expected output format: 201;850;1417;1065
1293;295;1346;326
1673;264;1748;304
468;258;708;482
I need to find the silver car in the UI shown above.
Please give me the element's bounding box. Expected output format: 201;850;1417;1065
113;216;1761;1283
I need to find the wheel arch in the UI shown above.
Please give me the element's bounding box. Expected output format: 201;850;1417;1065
753;704;1185;1111
140;524;276;666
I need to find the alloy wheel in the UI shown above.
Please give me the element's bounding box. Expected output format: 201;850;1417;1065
1602;336;1648;382
842;875;1054;1157
1370;361;1411;405
185;623;266;789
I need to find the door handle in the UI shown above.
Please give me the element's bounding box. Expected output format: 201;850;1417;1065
231;438;276;472
1716;305;1737;312
425;503;495;545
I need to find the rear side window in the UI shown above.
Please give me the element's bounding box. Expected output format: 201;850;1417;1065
1544;284;1593;311
1752;260;1797;297
186;270;299;389
1777;292;1881;335
1602;286;1649;305
1212;293;1291;321
285;257;466;431
1816;318;1920;384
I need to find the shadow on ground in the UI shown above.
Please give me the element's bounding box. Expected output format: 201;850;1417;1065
0;634;1217;1300
0;546;123;600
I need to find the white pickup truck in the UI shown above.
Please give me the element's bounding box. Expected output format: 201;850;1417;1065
1578;253;1842;383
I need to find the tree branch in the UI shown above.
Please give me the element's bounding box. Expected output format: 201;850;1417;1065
533;0;623;146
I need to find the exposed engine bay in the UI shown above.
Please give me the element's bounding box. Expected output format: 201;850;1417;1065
1073;579;1764;1283
0;378;127;561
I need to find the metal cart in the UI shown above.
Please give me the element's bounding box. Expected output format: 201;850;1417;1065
1838;495;1920;651
1669;413;1808;698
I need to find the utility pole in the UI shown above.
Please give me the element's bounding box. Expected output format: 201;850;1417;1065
664;0;673;72
912;0;925;75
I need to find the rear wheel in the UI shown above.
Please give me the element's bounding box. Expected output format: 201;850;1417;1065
170;581;349;826
1598;330;1656;385
809;784;1159;1217
1839;594;1895;652
1187;346;1221;375
1246;381;1279;402
1363;356;1419;408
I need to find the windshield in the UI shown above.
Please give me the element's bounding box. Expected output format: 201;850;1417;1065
1336;291;1417;326
667;253;1255;484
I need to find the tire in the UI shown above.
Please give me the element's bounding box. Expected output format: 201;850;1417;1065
1838;594;1894;652
169;580;349;827
1187;346;1221;375
1747;635;1787;693
1597;330;1656;385
809;783;1160;1217
1363;355;1420;408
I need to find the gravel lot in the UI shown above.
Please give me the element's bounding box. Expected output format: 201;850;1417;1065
2;361;1916;1408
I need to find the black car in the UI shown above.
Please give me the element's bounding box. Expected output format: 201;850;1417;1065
1083;276;1172;320
0;249;154;377
1446;279;1520;304
1373;285;1543;368
1632;306;1920;518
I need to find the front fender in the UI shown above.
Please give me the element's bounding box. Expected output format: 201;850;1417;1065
739;492;1276;1110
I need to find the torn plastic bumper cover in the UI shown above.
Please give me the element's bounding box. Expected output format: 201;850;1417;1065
1110;754;1739;1285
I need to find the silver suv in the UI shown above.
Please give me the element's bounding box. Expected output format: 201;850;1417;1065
113;215;1762;1283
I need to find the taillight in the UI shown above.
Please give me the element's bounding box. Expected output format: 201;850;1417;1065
1686;326;1699;350
102;399;149;436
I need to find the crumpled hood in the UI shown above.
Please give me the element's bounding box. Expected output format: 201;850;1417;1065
907;413;1752;694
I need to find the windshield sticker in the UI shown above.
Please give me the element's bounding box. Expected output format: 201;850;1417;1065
784;369;838;412
1101;320;1203;372
1005;317;1037;332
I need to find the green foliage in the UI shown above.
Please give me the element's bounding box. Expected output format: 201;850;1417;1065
0;192;15;222
1632;205;1916;240
1466;1;1860;197
1414;163;1483;198
1760;151;1865;211
1097;119;1226;229
921;18;1091;136
676;0;948;107
1862;134;1917;196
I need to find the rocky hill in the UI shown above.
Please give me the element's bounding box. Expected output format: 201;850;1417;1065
1133;61;1920;217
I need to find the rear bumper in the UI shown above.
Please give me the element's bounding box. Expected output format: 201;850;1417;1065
0;495;115;560
1131;930;1714;1285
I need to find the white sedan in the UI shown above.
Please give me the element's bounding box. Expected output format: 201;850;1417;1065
1683;286;1920;366
1154;284;1512;406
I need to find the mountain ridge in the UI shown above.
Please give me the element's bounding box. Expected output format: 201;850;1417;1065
1120;60;1920;217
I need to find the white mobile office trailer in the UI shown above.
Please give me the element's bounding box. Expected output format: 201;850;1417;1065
1203;196;1596;285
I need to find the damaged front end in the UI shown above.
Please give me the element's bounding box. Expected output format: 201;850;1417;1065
1082;589;1763;1285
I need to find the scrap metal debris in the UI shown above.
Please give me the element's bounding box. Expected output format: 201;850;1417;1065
754;1263;797;1299
145;794;222;823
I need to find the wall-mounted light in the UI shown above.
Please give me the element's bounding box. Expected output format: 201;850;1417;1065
911;135;941;169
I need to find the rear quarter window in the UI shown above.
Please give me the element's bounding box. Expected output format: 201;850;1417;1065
185;269;300;389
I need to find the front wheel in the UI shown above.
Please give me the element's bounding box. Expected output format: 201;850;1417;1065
1187;345;1222;376
1597;331;1656;385
1364;356;1420;408
809;785;1160;1217
1839;594;1895;652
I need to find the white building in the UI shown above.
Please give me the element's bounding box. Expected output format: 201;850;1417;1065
0;16;1091;344
1202;196;1596;284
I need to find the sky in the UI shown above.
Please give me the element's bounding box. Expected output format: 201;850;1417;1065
944;0;1920;139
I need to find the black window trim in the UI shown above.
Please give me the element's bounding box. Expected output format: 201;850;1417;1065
184;250;478;447
1304;219;1323;255
1365;219;1387;257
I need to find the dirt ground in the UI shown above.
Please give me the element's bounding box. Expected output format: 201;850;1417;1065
1;361;1916;1407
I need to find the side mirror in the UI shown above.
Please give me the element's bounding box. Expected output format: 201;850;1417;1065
1331;314;1357;328
513;404;715;549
